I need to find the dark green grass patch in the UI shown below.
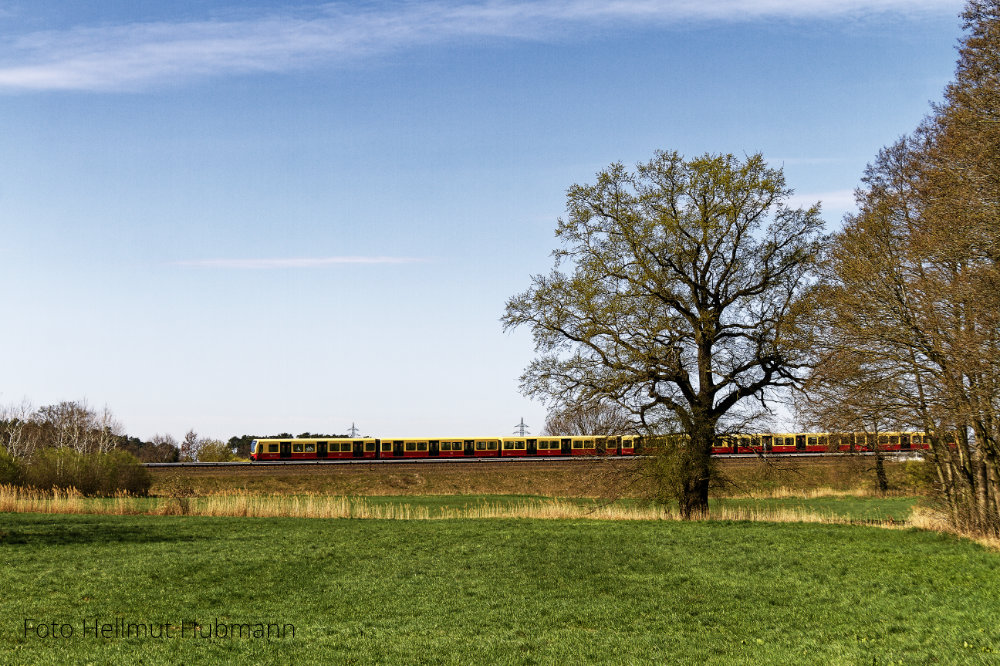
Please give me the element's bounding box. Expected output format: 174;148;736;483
1;513;997;664
712;496;919;521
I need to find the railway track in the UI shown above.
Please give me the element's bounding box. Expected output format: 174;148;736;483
144;451;925;468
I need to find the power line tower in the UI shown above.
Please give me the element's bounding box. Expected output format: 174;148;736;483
513;417;530;437
347;422;360;438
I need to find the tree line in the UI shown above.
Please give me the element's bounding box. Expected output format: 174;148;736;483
0;400;352;464
506;0;1000;534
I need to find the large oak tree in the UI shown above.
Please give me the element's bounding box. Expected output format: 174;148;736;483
503;151;824;517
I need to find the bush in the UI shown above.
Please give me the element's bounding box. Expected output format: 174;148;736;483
197;440;238;462
19;448;151;496
0;447;19;485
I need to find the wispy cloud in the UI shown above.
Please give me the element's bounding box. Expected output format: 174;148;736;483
174;256;426;269
0;0;962;92
788;188;857;212
767;157;848;166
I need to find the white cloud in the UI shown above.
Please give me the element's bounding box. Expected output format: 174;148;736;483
173;256;426;269
787;188;856;212
0;0;963;92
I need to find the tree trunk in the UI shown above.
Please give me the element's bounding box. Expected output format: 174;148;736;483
678;423;713;519
874;451;889;495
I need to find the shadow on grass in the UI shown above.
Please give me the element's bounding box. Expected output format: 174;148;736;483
0;515;207;547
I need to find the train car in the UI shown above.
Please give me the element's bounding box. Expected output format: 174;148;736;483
876;432;924;451
436;438;469;458
250;439;279;461
768;433;798;453
619;435;638;455
322;438;379;459
566;436;597;456
378;437;502;459
249;437;377;461
379;439;430;459
534;437;564;456
500;438;529;457
802;433;830;452
469;438;501;457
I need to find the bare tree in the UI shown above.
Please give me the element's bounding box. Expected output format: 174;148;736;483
0;399;39;459
143;433;181;463
180;429;201;462
543;401;637;436
33;400;123;454
805;1;1000;535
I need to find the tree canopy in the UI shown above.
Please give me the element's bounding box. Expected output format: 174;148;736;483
503;150;824;516
803;0;1000;535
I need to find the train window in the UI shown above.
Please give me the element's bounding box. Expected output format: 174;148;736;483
572;440;582;449
584;440;592;447
488;441;498;450
417;441;428;451
381;442;391;452
476;441;486;451
365;442;376;452
441;442;450;452
305;443;315;453
293;443;304;453
879;435;889;445
889;436;899;445
516;441;525;450
268;444;278;453
337;442;347;452
819;436;828;447
503;441;514;450
405;442;416;452
807;437;817;446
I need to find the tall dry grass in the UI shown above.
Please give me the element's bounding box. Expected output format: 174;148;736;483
733;486;911;500
0;484;901;527
908;506;1000;550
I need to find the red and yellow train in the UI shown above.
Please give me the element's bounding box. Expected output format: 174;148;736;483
249;432;929;461
249;435;638;461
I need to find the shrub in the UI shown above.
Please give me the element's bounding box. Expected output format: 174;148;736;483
0;447;19;485
20;448;151;496
197;440;238;462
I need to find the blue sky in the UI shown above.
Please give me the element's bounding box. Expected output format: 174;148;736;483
0;0;965;440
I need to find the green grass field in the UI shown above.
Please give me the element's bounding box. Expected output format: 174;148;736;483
2;511;998;664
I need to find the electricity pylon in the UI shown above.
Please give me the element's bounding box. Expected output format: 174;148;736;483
513;418;530;436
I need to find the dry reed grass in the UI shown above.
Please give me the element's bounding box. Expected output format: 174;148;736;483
0;484;902;528
734;486;911;499
908;506;1000;550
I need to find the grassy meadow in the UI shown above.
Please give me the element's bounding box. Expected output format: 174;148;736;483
1;457;997;663
2;513;999;664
